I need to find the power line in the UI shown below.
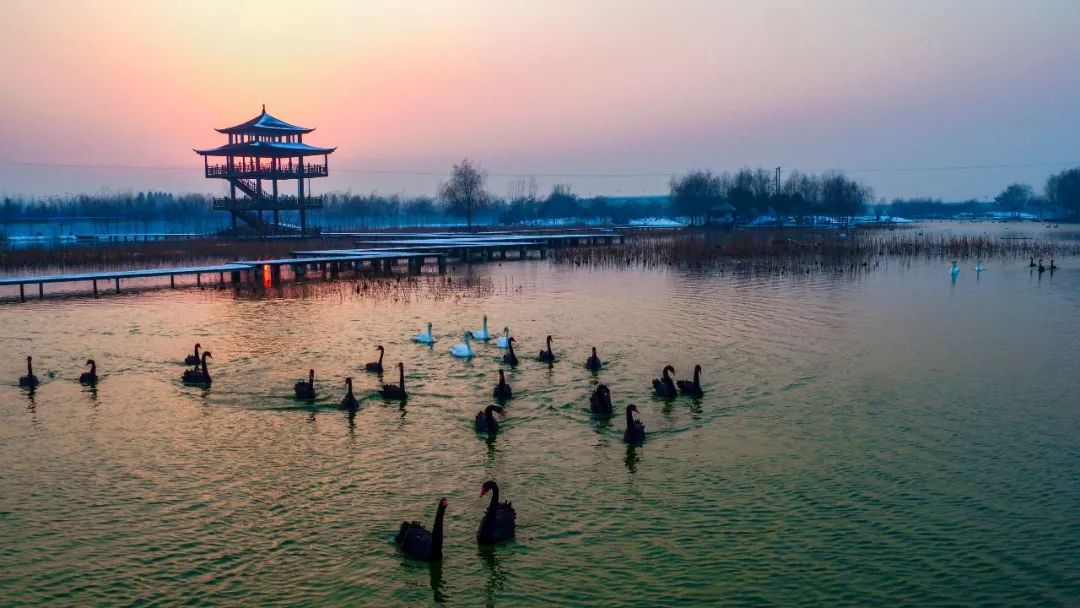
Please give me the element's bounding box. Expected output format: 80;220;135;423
0;158;1077;177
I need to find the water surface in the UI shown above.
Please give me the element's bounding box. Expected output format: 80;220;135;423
1;256;1078;606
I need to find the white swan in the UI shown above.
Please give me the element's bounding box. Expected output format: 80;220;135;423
496;327;511;348
472;315;492;340
451;333;474;358
950;261;960;276
975;261;985;272
413;322;436;344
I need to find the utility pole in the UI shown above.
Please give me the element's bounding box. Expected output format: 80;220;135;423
775;167;781;195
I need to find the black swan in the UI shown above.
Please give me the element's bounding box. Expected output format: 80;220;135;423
294;369;316;400
492;369;512;401
585;346;602;371
652;365;677;398
475;405;505;434
623;404;646;444
19;355;39;388
365;345;385;373
477;480;516;545
341;377;359;410
381;362;408;400
1038;258;1045;272
184;343;202;366
502;337;519;366
79;359;98;385
181;352;212;385
538;335;556;363
590;384;613;417
396;498;448;562
1030;257;1036;268
1050;259;1058;270
676;364;704;397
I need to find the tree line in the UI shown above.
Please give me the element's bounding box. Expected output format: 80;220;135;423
669;168;874;226
4;163;1079;228
988;166;1080;219
1;191;213;221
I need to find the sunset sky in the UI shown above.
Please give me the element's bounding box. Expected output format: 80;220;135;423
1;0;1078;200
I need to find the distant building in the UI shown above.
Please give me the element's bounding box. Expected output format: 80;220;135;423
194;106;335;233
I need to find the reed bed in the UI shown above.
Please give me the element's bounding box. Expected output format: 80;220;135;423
230;273;496;302
549;228;1079;273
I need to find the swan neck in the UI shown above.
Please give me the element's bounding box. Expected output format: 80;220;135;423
432;503;447;557
486;485;500;514
626;408;635;429
399;366;405;389
378;349;384;364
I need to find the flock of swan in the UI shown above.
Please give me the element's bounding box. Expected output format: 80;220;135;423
14;312;706;563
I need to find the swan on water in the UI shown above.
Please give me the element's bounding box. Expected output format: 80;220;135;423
502;337;519;366
451;333;474;358
496;327;511;348
365;345;385;373
477;481;516;545
19;356;39;388
676;365;704;397
413;322;436;344
184;343;202;366
395;498;448;562
294;369;316;400
623;404;646;444
381;362;408;400
181;352;212;385
472;315;492;340
79;359;98;385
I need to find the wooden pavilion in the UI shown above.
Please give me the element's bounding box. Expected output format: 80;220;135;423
195;106;335;233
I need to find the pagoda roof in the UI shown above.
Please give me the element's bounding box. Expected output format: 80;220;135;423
194;141;336;158
215;106;315;134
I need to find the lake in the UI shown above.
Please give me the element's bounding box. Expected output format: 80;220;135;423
1;249;1078;605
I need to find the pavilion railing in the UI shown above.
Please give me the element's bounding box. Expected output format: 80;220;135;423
212;195;324;211
206;163;328;180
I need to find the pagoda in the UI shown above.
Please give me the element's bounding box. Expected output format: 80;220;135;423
195;106;335;233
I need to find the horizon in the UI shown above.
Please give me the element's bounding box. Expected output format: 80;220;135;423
1;0;1078;200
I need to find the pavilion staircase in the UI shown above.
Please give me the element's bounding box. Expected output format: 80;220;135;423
231;177;267;200
223;177;302;233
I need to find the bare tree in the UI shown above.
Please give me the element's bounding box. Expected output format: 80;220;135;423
670;170;723;225
439;159;489;232
994;183;1033;218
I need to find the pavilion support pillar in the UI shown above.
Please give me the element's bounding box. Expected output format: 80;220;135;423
540;247;547;259
115;278;120;293
39;283;44;299
231;271;241;284
519;247;527;259
409;257;421;275
170;275;175;288
219;272;225;286
93;280;98;297
19;284;25;302
438;255;447;274
196;273;201;287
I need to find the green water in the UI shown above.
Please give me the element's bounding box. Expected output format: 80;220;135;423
1;258;1078;606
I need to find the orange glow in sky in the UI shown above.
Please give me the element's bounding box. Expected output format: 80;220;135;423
1;0;1079;199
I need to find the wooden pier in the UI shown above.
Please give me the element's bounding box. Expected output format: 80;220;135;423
0;229;621;301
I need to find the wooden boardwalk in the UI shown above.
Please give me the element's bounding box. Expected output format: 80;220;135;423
0;229;622;301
